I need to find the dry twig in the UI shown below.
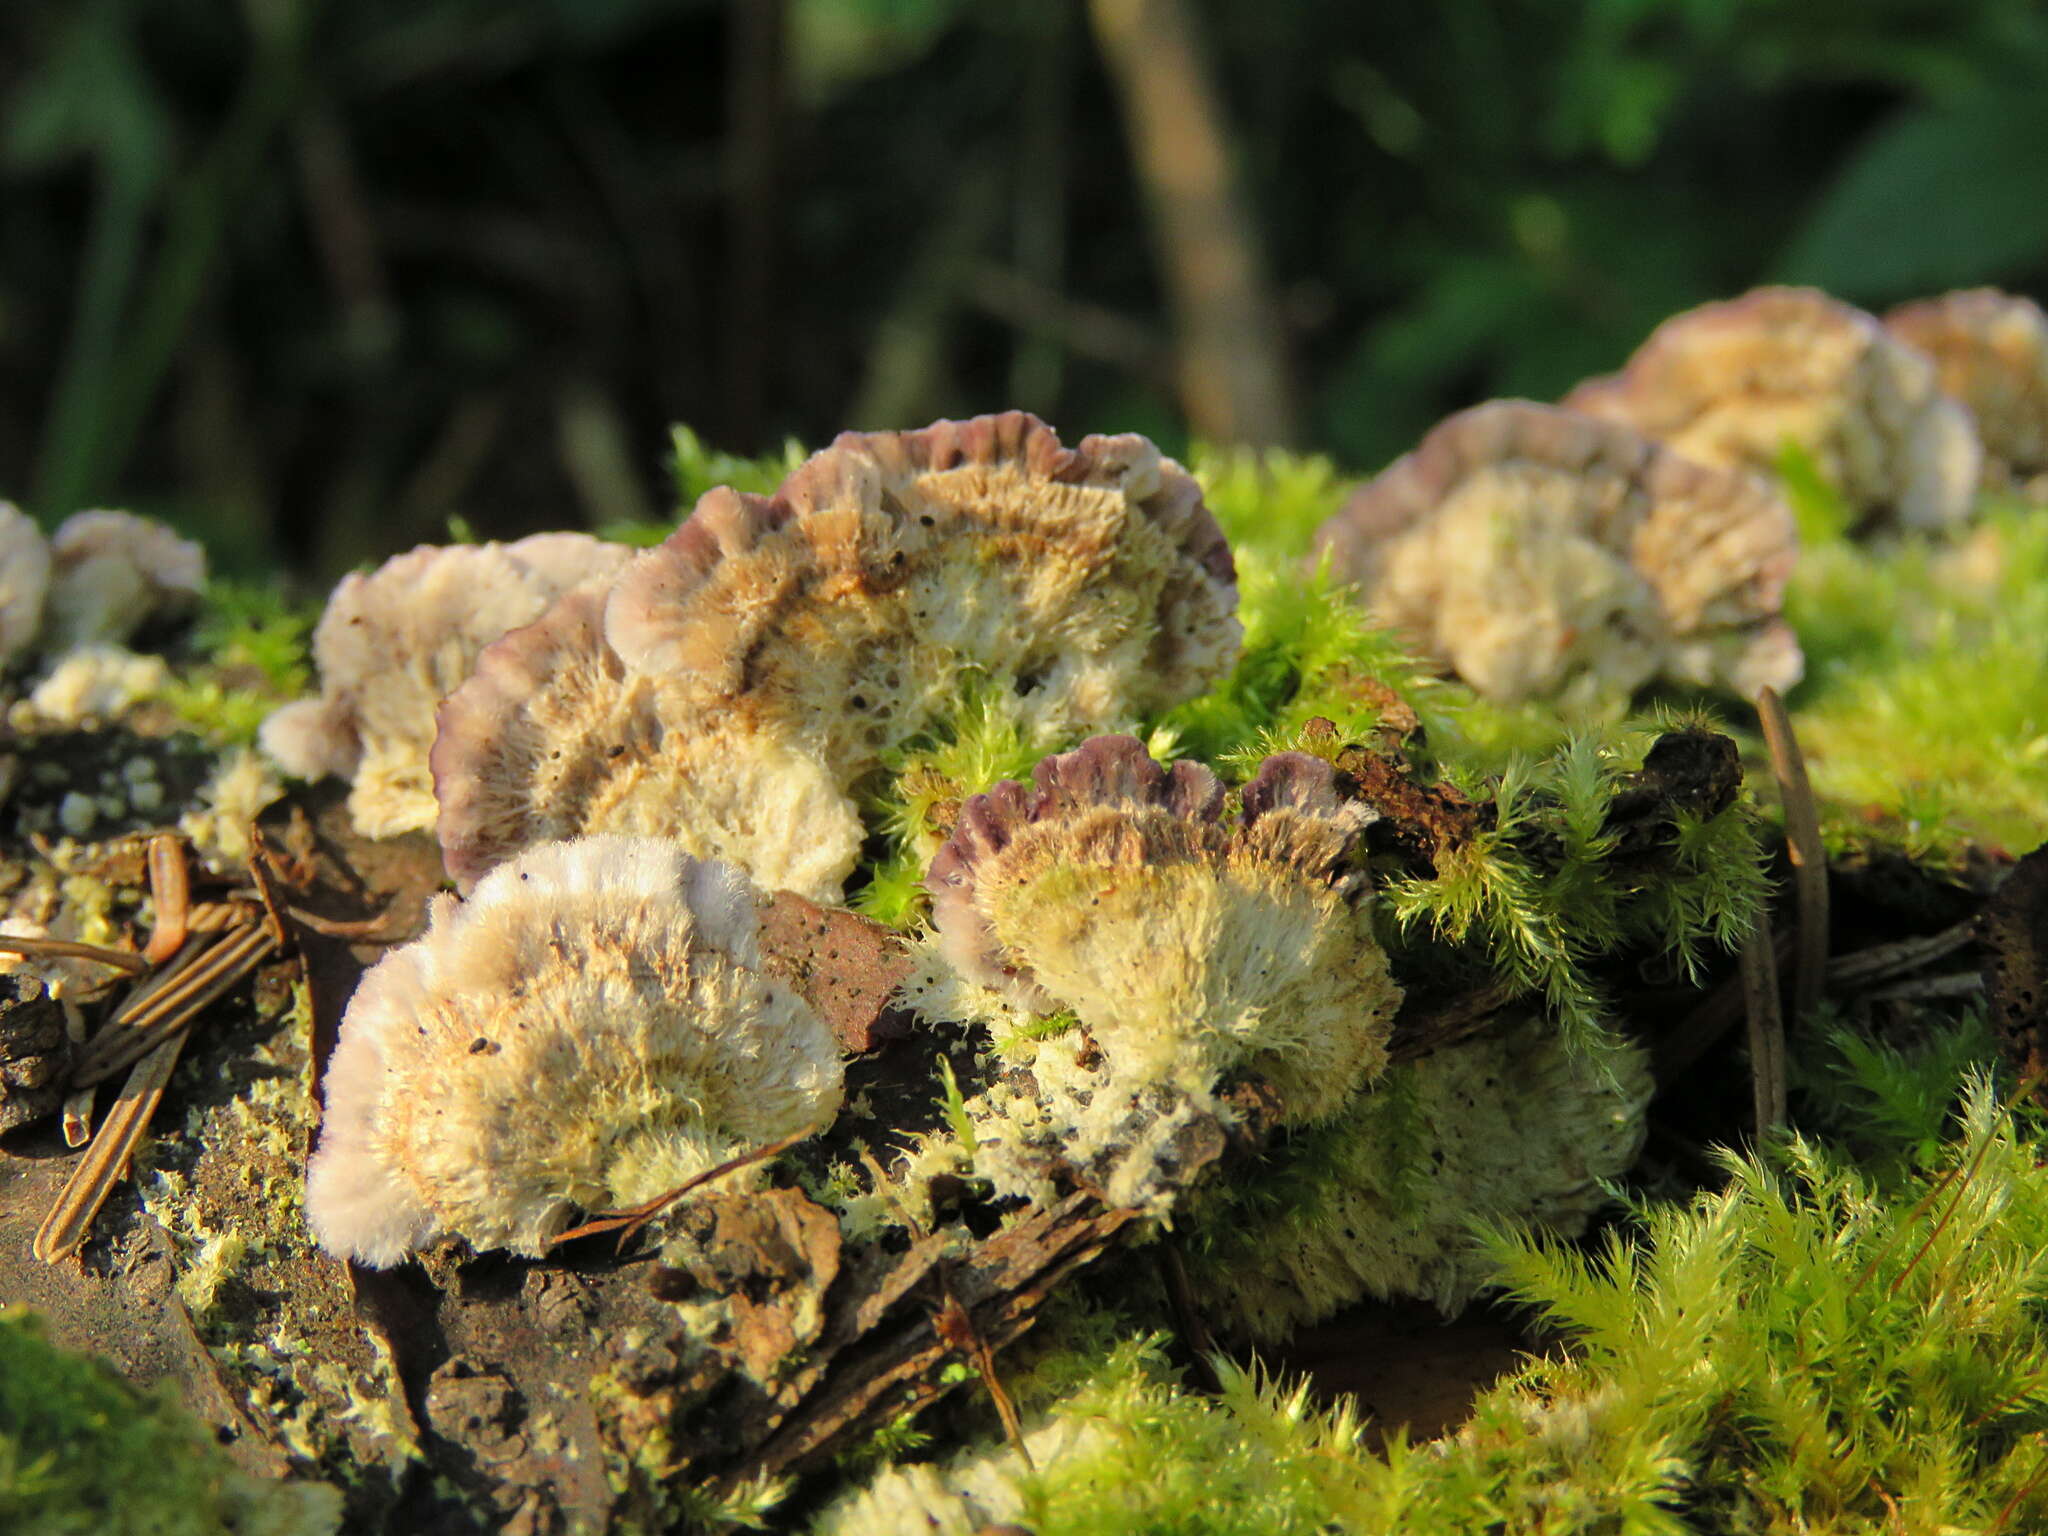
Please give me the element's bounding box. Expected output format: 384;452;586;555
1739;918;1788;1132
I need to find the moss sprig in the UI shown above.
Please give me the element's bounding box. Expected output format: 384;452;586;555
1380;727;1768;1046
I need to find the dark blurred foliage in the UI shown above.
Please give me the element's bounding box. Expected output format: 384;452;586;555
3;0;2047;584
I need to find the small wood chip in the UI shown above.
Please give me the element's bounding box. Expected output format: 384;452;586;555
141;833;191;966
34;1032;189;1264
1740;917;1788;1132
71;922;277;1088
1827;922;1977;989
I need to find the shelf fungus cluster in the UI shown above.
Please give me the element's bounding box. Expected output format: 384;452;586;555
1313;400;1803;703
0;405;1815;1529
1563;285;1982;532
912;735;1404;1210
430;412;1241;902
305;835;842;1267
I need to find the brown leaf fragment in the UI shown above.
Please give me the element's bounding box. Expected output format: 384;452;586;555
661;1185;842;1385
754;889;918;1051
1333;742;1484;875
1982;843;2048;1103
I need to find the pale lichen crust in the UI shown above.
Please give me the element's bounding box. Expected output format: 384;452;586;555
1565;285;1982;531
260;533;631;839
1187;1017;1654;1340
432;412;1243;901
304;836;844;1267
1885;287;2048;492
1314;400;1803;703
911;736;1402;1208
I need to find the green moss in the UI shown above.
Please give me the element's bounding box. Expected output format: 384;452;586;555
161;580;315;747
1382;726;1771;1045
817;1335;1372;1536
854;689;1062;926
1396;1075;2048;1534
597;426;806;545
834;1034;2048;1536
0;1309;339;1536
1782;500;2048;859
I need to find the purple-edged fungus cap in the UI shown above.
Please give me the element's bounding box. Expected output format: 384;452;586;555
924;736;1399;1124
1314;400;1802;703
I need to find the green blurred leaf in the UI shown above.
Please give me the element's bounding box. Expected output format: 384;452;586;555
4;2;170;182
1776;84;2048;299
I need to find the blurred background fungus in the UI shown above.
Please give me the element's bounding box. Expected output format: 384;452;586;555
2;0;2047;582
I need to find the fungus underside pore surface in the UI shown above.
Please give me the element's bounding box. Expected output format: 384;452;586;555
0;426;2042;1534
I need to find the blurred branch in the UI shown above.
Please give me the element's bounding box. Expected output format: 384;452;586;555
1087;0;1296;446
1008;0;1076;411
849;172;999;430
967;262;1169;385
292;96;394;355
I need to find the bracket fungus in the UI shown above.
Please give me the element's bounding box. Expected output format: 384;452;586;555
303;835;843;1268
0;502;49;671
914;735;1402;1206
1565;286;1982;531
1313;400;1803;703
260;533;631;839
1886;288;2048;494
433;412;1242;901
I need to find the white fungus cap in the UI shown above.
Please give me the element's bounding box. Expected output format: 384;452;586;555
304;836;844;1268
43;510;207;652
0;502;50;671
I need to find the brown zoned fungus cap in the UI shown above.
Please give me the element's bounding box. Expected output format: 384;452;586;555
260;534;631;839
1565;286;1982;531
923;735;1399;1127
0;503;50;671
1886;288;2048;491
1314;400;1802;703
433;412;1242;901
